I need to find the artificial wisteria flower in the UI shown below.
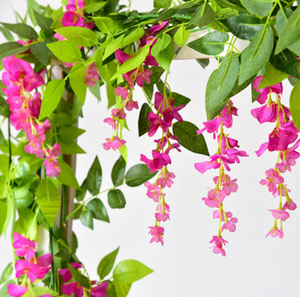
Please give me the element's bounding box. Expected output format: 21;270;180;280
13;232;36;260
251;76;299;238
149;226;165;245
195;100;247;255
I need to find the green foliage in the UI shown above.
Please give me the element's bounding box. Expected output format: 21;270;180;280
70;63;88;104
97;247;120;279
86;198;110;223
29;43;50;65
68;263;91;288
108;189;126;209
259;63;289;89
111;155;126;187
57;159;80;189
154;0;172;9
239;0;272;17
33;10;53;37
174;25;190;47
0;22;38;40
113;260;153;283
173;121;209;155
32;288;58;297
0;42;27;59
39;79;65;120
80;208;94;229
93;17;115;35
187;31;229;55
76;179;88;202
125;164;157;187
36;178;61;227
87;156;102;195
188;3;215;29
138;103;152;137
47;40;82;63
290;83;300;131
0;263;12;285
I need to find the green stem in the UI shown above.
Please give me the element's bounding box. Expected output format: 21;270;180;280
49;227;56;291
62;184;67;232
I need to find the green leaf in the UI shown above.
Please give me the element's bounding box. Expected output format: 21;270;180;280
103;36;124;60
114;283;131;297
76;179;88;202
13;162;30;179
39;79;65;120
97;247;120;280
151;34;171;58
70;63;87;105
172;92;191;107
57;159;80;189
270;49;300;79
174;25;190;47
93;17;115;35
58;126;85;141
108;189;126;209
173;121;209;155
47;40;82;63
239;0;272;17
113;260;153;283
32;287;58;297
188;3;215;29
125;164;157;187
0;42;27;60
259;63;289;89
0;26;14;41
0;280;13;297
187;31;229;55
80;208;94;230
29;43;50;65
89;80;101;102
110;44;151;81
0;263;12;285
55;26;98;47
155;37;174;74
111;155;126;187
0;22;38;40
0;201;7;235
83;2;107;13
239;26;274;85
290;83;300;131
87;156;102;195
58;137;86;154
86;198;109;223
222;14;263;40
17;208;37;240
68;263;90;289
276;7;300;54
33;10;53;37
138;103;152;137
0;176;7;199
206;52;239;120
154;0;172;9
36;178;61;227
28;0;41;26
123;27;145;47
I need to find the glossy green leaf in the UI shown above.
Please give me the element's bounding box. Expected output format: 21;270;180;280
87;156;102;195
138;103;152;137
36;178;61;227
75;179;88;202
125;164;157;187
57;159;80;189
33;10;53;37
174;25;190;47
58;126;85;141
290;83;300;131
47;40;81;63
276;7;300;54
123;27;145;47
110;44;151;81
83;2;107;13
0;263;12;285
80;208;94;230
97;247;119;280
206;52;239;120
187;31;229;55
86;198;109;223
68;263;90;289
239;26;273;85
39;79;65;120
188;3;214;28
113;260;153;283
0;22;38;40
240;0;272;17
32;287;58;297
70;63;87;105
108;189;126;209
0;42;27;59
93;17;115;34
222;14;263;40
173;121;209;155
259;63;289;89
154;0;172;9
111;155;126;187
270;49;300;79
55;26;98;47
29;43;50;65
172;92;191;107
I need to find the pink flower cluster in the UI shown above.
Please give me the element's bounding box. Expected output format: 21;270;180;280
59;263;108;297
7;233;53;297
251;76;298;238
103;21;170;152
141;91;185;245
2;56;61;177
195;101;248;256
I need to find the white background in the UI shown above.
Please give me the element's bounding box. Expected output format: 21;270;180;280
1;1;300;296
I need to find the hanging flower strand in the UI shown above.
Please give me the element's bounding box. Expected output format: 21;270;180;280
251;76;298;238
195;101;248;256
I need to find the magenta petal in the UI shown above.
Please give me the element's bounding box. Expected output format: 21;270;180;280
37;254;53;267
7;284;27;297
